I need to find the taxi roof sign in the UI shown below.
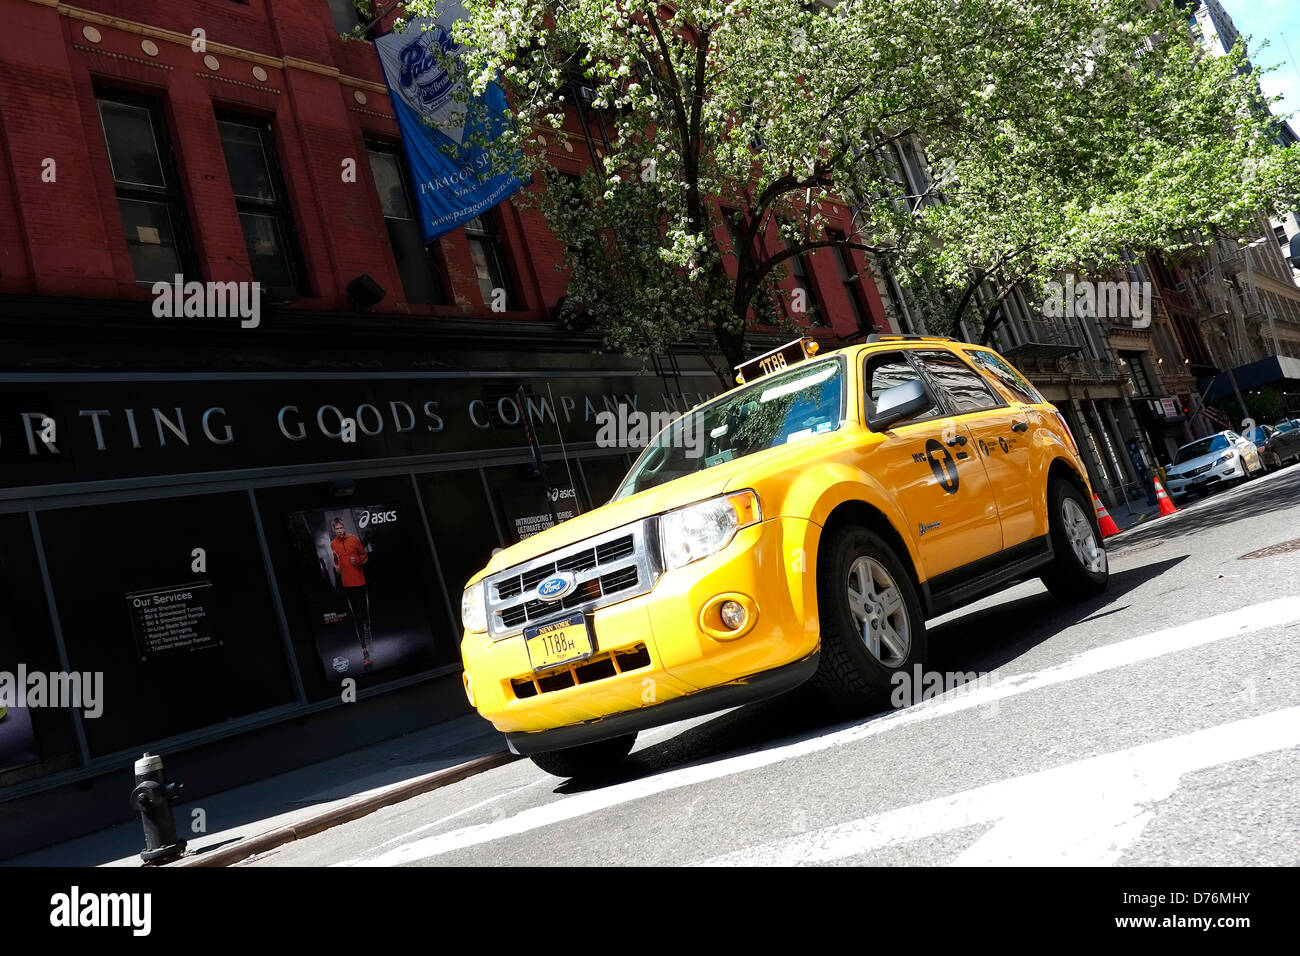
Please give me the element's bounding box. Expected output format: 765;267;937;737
734;337;820;385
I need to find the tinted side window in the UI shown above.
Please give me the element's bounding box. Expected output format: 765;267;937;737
864;352;942;424
963;349;1044;404
913;350;1003;414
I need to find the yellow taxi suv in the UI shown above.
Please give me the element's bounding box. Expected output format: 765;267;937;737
460;335;1109;777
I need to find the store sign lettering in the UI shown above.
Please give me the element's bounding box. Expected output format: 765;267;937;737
3;391;718;458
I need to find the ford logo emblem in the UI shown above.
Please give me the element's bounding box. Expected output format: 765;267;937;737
537;573;576;602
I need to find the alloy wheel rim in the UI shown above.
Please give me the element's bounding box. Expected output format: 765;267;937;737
846;555;910;667
1063;497;1107;574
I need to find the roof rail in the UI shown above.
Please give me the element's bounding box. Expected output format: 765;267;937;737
864;333;955;343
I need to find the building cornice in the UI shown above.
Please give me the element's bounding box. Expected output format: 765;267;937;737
41;1;390;96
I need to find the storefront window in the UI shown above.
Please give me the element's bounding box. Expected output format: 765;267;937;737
258;478;449;698
0;514;77;787
484;461;583;545
37;494;295;758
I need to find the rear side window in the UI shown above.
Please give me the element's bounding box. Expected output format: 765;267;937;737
864;352;942;425
963;349;1044;405
912;350;1004;414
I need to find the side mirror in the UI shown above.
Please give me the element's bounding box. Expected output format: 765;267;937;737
867;379;933;431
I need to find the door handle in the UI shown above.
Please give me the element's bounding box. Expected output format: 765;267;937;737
946;435;968;447
1011;421;1029;432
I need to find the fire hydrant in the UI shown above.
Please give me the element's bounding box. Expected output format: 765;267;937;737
129;752;186;865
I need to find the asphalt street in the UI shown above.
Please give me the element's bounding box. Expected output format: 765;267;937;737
249;465;1300;867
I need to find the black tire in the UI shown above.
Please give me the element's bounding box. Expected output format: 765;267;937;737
1040;479;1110;602
810;525;927;712
528;733;636;779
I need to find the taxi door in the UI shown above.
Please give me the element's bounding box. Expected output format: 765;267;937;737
862;350;1002;580
911;349;1038;549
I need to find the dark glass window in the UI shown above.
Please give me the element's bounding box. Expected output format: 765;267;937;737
96;93;197;284
914;349;1004;414
464;212;513;310
38;494;294;758
783;239;822;325
216;113;305;299
328;0;362;34
827;228;872;331
578;456;631;508
1119;350;1154;398
865;352;942;424
366;145;448;305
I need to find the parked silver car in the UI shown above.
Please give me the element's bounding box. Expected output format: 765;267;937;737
1164;431;1265;499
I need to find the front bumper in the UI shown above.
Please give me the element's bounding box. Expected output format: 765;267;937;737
503;652;819;754
460;515;821;743
1167;459;1246;497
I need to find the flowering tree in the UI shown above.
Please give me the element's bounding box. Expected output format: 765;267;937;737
402;0;1300;372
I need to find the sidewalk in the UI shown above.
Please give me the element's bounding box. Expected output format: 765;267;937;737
7;713;514;868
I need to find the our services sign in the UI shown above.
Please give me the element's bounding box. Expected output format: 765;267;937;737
373;8;524;240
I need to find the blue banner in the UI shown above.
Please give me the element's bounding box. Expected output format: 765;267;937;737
374;9;524;241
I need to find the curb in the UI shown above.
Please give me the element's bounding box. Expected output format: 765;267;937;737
170;750;519;867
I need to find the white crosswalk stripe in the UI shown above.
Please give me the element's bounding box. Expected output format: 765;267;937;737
338;598;1300;867
700;706;1300;866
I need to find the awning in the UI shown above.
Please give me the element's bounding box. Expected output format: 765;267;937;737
1201;355;1300;403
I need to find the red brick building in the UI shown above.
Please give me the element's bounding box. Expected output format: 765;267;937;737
0;0;885;334
0;0;888;856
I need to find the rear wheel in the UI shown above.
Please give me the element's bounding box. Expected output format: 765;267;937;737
528;733;637;779
811;525;927;712
1040;478;1109;602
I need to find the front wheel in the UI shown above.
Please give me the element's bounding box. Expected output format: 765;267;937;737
1040;479;1110;602
528;733;637;779
811;525;927;712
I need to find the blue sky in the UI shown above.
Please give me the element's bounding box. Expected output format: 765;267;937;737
1218;0;1300;125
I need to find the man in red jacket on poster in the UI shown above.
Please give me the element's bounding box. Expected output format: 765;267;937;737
331;517;373;669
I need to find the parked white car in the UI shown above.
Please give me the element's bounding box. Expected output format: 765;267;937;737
1165;431;1265;499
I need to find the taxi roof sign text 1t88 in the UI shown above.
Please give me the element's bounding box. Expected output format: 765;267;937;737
734;337;820;385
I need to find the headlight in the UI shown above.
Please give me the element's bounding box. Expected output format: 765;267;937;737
461;581;487;633
659;490;761;571
1215;453;1234;465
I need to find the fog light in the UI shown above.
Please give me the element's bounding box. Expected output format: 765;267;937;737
720;600;747;630
462;671;475;707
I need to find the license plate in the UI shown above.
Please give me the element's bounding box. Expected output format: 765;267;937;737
524;612;595;672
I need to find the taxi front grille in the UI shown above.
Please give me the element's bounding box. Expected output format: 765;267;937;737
495;533;634;602
511;644;652;699
499;565;640;629
484;521;660;640
1187;463;1212;477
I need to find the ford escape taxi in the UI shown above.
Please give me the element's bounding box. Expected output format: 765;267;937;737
460;336;1109;777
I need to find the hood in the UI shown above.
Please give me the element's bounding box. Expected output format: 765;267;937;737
471;470;730;582
470;432;844;583
1167;447;1232;476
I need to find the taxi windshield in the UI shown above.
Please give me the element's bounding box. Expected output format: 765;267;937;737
613;357;845;500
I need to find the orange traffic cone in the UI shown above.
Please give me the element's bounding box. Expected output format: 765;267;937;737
1093;494;1120;538
1153;478;1178;517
